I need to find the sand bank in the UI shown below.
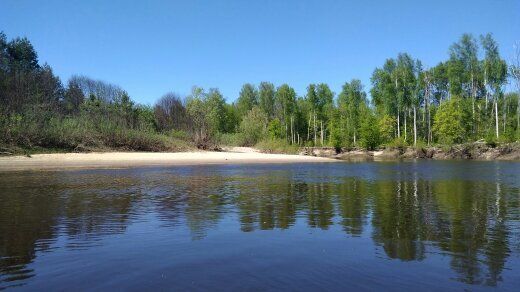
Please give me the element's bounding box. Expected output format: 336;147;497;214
0;149;334;171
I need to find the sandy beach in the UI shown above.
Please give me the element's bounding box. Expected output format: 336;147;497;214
0;148;335;171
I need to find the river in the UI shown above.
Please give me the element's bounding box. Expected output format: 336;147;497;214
0;161;519;290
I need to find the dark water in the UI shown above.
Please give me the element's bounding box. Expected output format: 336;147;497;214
0;161;519;291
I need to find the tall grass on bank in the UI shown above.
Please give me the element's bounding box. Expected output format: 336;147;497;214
255;138;300;154
0;109;192;153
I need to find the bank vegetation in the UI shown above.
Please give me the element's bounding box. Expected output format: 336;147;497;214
1;32;519;156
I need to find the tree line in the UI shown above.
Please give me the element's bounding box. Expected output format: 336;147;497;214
1;31;519;152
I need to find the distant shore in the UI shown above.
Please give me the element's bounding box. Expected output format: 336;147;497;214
0;148;334;171
1;142;519;171
301;142;520;161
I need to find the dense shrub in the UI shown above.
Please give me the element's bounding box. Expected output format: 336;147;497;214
359;111;381;150
239;107;267;146
0;107;191;152
433;97;470;145
219;132;247;146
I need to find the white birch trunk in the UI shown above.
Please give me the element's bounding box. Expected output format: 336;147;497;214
320;121;324;146
397;111;400;138
413;106;417;147
404;110;407;142
495;99;499;139
314;113;317;145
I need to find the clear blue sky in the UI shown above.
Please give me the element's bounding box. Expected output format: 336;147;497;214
1;0;519;104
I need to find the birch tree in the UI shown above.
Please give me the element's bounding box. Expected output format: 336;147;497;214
481;34;508;139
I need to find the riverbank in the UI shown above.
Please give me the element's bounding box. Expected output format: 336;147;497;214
1;143;518;171
301;142;520;161
0;148;334;171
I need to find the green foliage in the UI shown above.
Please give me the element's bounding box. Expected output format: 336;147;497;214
359;110;381;150
205;88;227;133
236;83;258;118
1;31;518;154
258;82;275;118
378;114;395;144
274;84;297;137
239;107;267;146
338;79;367;145
134;104;156;131
414;139;428;151
167;129;190;140
184;87;230;148
267;118;282;139
485;134;497;148
499;127;517;143
219;132;246;146
315;83;334;120
386;137;406;149
448;34;479;98
0;107;190;152
328;128;342;149
433;97;469;145
255;138;299;154
223;103;240;133
481;33;508;94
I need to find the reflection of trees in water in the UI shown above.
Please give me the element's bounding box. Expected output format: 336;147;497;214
183;178;227;240
306;183;335;229
509;188;520;255
369;178;515;287
150;171;518;287
336;178;369;236
434;180;489;285
61;191;140;249
0;172;143;288
237;178;303;232
153;186;185;229
59;173;145;249
231;174;516;287
234;176;369;234
483;183;509;286
0;176;60;288
433;180;514;286
371;180;428;261
0;169;518;288
150;173;228;240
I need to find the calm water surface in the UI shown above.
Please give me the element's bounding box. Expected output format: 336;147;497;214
0;161;519;291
